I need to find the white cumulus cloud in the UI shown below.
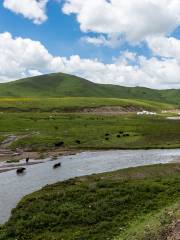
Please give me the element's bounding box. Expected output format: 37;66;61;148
62;0;180;43
147;36;180;63
0;32;180;89
82;35;122;48
3;0;49;24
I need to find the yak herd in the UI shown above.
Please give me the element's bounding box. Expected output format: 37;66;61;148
105;131;130;141
54;131;130;147
16;130;130;175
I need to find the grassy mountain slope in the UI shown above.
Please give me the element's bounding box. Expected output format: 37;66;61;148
0;73;179;104
0;97;174;112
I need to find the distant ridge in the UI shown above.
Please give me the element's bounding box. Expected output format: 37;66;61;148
0;72;179;104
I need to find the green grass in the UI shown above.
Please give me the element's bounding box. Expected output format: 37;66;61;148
0;97;175;112
0;96;178;151
114;203;180;240
0;135;5;143
0;73;179;240
0;163;179;240
0;72;179;105
0;113;180;150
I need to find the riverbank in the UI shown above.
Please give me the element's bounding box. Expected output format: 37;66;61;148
0;148;180;225
0;147;180;174
0;148;81;173
0;163;179;240
0;148;80;162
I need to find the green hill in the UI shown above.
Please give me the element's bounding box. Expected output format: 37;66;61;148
0;73;179;104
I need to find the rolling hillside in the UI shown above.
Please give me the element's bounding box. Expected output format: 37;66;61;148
0;73;179;104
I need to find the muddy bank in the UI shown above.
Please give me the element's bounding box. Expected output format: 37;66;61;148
0;168;13;173
172;156;180;163
0;149;81;173
0;149;80;161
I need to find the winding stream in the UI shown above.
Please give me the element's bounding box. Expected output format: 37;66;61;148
0;149;180;224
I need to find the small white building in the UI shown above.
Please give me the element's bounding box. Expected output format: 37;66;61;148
137;110;157;116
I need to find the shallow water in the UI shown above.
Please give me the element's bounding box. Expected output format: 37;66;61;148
0;149;180;224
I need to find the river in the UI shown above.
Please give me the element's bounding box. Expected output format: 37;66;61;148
0;149;180;224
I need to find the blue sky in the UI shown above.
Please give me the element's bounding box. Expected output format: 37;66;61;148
0;1;85;56
0;0;180;89
0;0;150;63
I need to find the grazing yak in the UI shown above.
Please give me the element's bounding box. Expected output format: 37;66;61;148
55;141;64;147
123;134;130;137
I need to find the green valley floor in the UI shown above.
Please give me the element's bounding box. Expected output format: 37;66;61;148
0;111;180;153
0;95;179;239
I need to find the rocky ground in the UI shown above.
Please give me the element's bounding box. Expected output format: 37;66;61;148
167;221;180;240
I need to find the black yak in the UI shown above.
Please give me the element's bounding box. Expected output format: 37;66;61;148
16;167;26;174
55;141;64;147
53;163;61;169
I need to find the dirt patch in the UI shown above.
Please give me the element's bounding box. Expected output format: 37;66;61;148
167;221;180;240
0;150;37;162
78;106;142;115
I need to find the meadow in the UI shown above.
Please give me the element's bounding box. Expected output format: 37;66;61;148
0;111;180;151
0;96;179;151
0;163;179;240
0;97;175;112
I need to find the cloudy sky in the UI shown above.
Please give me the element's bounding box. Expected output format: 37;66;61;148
0;0;180;89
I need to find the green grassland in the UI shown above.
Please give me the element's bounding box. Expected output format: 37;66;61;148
0;73;179;152
0;73;179;240
0;73;179;105
0;112;180;150
0;163;179;240
0;97;175;112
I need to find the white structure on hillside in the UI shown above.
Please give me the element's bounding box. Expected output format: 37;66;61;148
137;111;157;116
